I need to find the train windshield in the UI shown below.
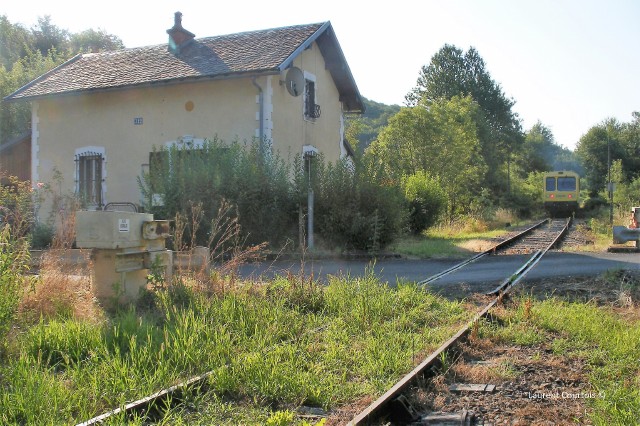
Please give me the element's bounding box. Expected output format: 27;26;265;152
545;177;556;191
557;177;576;191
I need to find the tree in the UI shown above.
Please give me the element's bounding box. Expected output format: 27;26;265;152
31;15;70;56
345;97;401;152
517;121;556;174
70;29;124;53
619;111;640;180
1;15;124;143
514;121;579;176
1;49;65;141
405;44;523;196
0;16;32;70
367;95;487;220
575;118;625;197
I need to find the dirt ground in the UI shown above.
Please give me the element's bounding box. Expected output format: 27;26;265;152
406;268;640;426
409;329;596;425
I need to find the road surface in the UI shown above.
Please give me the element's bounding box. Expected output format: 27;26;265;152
237;251;640;288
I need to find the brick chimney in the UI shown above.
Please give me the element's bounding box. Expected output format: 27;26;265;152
167;11;195;54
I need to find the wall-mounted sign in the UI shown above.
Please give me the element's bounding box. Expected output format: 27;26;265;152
134;117;143;125
118;218;130;233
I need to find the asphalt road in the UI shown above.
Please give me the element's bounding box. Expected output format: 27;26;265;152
237;251;640;287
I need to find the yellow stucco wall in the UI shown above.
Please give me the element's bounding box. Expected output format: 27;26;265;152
270;42;344;161
33;41;346;219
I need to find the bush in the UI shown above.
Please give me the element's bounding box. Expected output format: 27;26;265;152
30;223;54;249
140;138;405;253
139;138;297;249
583;195;608;212
312;157;404;252
0;175;36;240
402;171;446;234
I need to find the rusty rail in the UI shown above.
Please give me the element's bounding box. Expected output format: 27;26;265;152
78;218;571;425
348;217;572;425
417;218;548;286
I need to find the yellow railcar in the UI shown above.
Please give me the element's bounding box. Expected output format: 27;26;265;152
543;171;580;216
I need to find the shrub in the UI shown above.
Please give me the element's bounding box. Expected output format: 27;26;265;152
312;157;405;252
139;138;298;249
402;171;446;234
583;195;608;212
0;175;36;240
140;138;405;253
30;223;54;249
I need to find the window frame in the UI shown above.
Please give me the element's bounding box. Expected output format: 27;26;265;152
545;177;556;192
557;176;576;191
303;71;319;121
74;146;106;210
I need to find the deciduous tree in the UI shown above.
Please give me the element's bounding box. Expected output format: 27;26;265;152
367;95;487;220
405;44;523;196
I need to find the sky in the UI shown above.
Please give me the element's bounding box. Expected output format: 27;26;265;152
3;0;639;150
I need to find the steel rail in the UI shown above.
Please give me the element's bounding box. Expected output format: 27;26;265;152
76;372;213;425
347;298;500;426
417;218;548;286
348;217;572;425
78;217;570;426
76;322;330;425
486;217;571;296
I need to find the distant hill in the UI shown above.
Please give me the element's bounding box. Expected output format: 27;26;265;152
347;97;401;152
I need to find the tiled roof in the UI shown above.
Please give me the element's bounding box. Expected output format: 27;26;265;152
5;23;326;101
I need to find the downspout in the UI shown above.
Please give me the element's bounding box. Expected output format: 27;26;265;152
251;77;264;148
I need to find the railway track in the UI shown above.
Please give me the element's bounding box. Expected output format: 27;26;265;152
498;218;573;255
77;218;572;425
418;218;569;287
348;217;572;425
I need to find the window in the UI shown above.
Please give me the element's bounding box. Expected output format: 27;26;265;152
303;73;320;120
545;177;556;191
557;177;576;191
75;147;105;209
151;136;208;174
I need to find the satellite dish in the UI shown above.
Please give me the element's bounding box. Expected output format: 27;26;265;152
285;67;304;97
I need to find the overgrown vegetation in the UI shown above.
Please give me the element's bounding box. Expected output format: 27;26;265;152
138;138;406;252
0;225;31;354
0;226;471;424
482;290;640;426
311;154;405;251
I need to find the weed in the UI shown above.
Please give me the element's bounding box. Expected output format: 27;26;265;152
438;351;453;375
522;297;533;320
2;257;472;424
266;410;295;425
0;225;31;348
523;298;640;424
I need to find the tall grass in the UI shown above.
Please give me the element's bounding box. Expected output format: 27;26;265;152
0;225;31;352
393;226;508;258
0;267;471;424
